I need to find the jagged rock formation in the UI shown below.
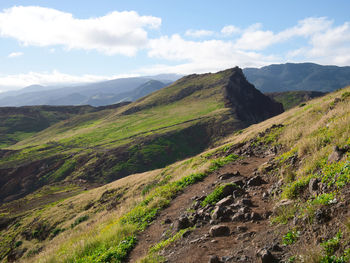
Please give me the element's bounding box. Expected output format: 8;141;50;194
223;67;284;122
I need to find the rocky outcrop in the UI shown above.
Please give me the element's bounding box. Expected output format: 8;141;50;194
223;67;284;123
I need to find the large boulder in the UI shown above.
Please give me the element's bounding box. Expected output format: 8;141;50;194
209;225;230;237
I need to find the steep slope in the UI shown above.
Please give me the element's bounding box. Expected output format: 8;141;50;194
244;62;350;93
0;103;130;148
0;67;282;204
0;86;348;263
266;90;326;110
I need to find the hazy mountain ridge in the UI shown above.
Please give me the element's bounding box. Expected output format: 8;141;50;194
243;62;350;93
0;74;180;107
1;63;350;108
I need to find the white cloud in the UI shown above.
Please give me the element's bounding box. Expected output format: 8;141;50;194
234;17;336;51
0;6;161;56
8;51;23;58
287;21;350;65
185;29;214;38
146;34;278;74
221;25;240;36
234;29;275;50
0;70;138;92
145;17;350;74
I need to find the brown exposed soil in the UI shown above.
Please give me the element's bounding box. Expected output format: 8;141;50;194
128;156;288;263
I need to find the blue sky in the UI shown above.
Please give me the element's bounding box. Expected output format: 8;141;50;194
0;0;349;91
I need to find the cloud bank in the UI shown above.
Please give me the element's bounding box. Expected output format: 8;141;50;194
0;71;137;93
0;6;350;88
8;52;23;58
0;6;161;56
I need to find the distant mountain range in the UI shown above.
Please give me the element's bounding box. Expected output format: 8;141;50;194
0;74;181;107
243;62;350;93
0;63;350;107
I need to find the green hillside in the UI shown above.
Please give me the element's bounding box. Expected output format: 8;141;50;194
0;67;282;204
0;84;348;263
265;90;326;110
0;104;129;148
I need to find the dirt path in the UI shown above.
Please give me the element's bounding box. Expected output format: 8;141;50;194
128;156;286;262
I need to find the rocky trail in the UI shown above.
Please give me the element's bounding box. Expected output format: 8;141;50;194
128;146;290;262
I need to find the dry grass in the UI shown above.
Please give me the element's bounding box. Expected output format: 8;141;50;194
18;149;213;263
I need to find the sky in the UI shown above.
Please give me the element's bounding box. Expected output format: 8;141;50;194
0;0;350;91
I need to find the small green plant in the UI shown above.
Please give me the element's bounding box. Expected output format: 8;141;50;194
75;236;136;263
282;228;300;245
321;158;350;188
282;176;311;199
141;181;159;196
14;240;23;247
201;183;237;207
150;228;192;254
310;192;336;206
140;228;193;262
253;125;284;146
341;91;350;100
51;228;65;238
321;230;342;258
271;204;298;225
208;154;239;173
288;256;296;262
71;215;89;229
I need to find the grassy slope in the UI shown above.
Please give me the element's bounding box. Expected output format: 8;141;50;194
0;69;242;203
0;69;246;211
265;90;326;110
1;87;348;262
0;105;108;148
3;72;229;155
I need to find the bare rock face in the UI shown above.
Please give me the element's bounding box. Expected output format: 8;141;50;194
209;225;230;237
221;184;237;197
223;67;284;123
247;175;266;186
309;178;320;196
208;255;221;263
256;248;275;263
328;145;349;163
219;171;240;180
328;146;343;163
175;215;192;231
211;207;225;221
216;196;234;207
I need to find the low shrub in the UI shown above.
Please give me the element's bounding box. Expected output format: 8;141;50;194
282;228;299;245
71;215;89;229
201;183;237;207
